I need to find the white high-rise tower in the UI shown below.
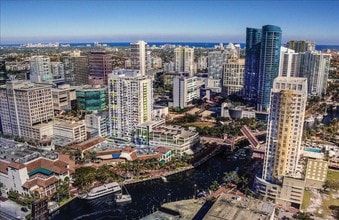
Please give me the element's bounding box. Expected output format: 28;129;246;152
108;69;152;140
130;40;147;76
29;56;52;83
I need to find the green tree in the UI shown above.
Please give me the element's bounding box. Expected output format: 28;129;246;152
292;212;314;220
72;167;96;190
209;180;220;191
96;165;111;183
55;179;70;202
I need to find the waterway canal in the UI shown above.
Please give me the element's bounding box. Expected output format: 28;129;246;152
52;148;254;220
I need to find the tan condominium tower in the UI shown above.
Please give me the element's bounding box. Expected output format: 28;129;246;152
222;53;245;97
174;47;195;76
262;77;307;183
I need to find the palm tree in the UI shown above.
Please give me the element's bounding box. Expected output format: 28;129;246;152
96;165;111;183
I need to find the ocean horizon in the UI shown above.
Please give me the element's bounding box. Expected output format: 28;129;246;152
1;42;339;51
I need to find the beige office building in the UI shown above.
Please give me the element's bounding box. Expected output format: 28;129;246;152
222;53;245;96
174;47;195;75
0;81;54;140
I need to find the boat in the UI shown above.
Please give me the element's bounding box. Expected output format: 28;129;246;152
161;176;168;182
115;183;132;204
79;182;121;200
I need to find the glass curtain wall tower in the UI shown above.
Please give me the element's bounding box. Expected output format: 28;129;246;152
257;25;282;111
244;28;262;101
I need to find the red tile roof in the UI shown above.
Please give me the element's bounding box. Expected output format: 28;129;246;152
137;154;161;161
8;162;25;170
122;147;136;153
130;152;138;161
0;160;9;174
59;153;75;173
96;149;121;156
72;137;105;151
155;147;171;154
23;176;59;189
25;158;68;174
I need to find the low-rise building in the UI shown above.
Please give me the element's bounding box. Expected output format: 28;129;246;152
53;118;87;146
221;103;256;119
155;147;172;163
85;111;108;137
153;106;169;119
71;136;106;158
136;119;200;155
203;193;275;220
305;158;328;189
254;176;305;209
0;139;70;197
172;76;203;109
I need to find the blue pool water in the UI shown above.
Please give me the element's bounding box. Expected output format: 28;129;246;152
304;147;322;153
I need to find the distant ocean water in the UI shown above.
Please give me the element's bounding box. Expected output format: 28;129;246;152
1;42;339;51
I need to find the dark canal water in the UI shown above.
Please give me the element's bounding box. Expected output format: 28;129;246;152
51;149;255;220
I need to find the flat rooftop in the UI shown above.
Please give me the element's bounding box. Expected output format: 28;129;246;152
54;119;85;128
142;199;204;220
0;138;58;163
152;125;197;139
203;193;275;220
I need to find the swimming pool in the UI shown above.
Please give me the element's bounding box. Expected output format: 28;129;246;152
304;147;322;153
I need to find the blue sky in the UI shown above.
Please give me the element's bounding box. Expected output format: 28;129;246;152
1;0;339;44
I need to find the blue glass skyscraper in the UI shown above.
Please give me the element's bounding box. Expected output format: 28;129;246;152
244;28;262;101
257;25;282;111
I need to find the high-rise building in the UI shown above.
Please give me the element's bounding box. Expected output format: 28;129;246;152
50;62;65;85
29;56;52;83
74;56;89;85
222;53;245;97
0;81;54;140
0;60;8;85
299;51;331;96
208;51;228;80
152;57;163;69
88;51;112;85
254;77;308;210
197;56;208;71
287;40;315;52
146;50;152;71
62;56;76;85
174;47;195;75
173;76;202;109
108;69;152;140
257;25;282;111
207;51;228;93
262;77;307;182
279;48;331;97
164;62;175;72
244;27;262;101
278;47;300;77
131;40;147;75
